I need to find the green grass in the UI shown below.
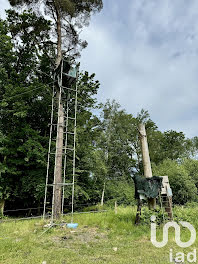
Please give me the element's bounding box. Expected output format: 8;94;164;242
0;206;198;264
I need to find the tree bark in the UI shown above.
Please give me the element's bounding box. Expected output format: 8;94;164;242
55;9;62;68
138;123;156;209
52;9;64;219
101;182;106;206
138;124;152;178
53;101;64;219
0;199;5;217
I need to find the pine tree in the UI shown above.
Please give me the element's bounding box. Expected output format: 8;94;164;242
8;0;103;218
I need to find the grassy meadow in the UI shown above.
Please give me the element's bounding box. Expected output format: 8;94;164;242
0;206;198;264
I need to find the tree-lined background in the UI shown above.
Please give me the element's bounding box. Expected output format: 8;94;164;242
1;6;198;216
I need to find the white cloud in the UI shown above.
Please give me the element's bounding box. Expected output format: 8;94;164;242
0;0;10;18
80;0;198;137
1;0;198;137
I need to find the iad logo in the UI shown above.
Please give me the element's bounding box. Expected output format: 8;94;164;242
150;215;197;263
150;215;196;248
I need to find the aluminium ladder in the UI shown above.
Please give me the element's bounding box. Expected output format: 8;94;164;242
159;191;173;221
43;59;78;224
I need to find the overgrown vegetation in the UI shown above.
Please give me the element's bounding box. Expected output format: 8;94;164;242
1;4;198;216
0;206;198;264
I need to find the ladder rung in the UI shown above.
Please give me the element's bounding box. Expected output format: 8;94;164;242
61;86;77;92
50;153;68;155
49;147;74;154
49;125;76;131
52;132;75;135
50;124;67;127
51;131;72;134
62;72;77;79
53;92;75;99
62;96;76;101
65;147;74;151
48;183;74;186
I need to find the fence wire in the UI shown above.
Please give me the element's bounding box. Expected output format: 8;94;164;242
2;202;99;214
0;207;108;223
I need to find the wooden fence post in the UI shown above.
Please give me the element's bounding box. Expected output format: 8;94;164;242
115;201;117;214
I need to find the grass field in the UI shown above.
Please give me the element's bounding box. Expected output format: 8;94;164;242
0;206;198;264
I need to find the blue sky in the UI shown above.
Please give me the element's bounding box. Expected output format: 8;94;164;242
1;0;198;137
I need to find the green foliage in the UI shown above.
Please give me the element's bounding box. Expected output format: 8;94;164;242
8;0;103;16
173;205;198;228
96;100;137;181
0;11;54;211
182;158;198;190
8;0;103;59
148;130;192;165
1;4;198;214
0;9;103;211
105;181;136;206
153;159;197;204
140;207;167;225
2;206;198;263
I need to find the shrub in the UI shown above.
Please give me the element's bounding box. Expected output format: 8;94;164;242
153;159;197;205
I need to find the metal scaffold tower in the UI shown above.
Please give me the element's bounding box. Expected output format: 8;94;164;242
43;59;78;224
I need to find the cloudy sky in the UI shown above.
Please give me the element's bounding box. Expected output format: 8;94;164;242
1;0;198;137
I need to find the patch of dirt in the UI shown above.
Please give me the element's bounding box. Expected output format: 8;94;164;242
52;226;107;245
138;236;150;243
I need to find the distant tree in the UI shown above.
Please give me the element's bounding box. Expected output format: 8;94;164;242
93;100;137;205
8;0;103;65
0;11;101;215
182;159;198;191
0;12;53;214
147;130;192;165
104;181;135;206
8;0;103;218
188;136;198;158
153;159;197;204
162;130;187;160
135;110;192;165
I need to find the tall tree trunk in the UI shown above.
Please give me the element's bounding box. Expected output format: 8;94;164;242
138;124;152;178
138;123;156;209
101;182;106;206
55;10;62;68
53;102;64;219
0;199;5;217
53;10;64;219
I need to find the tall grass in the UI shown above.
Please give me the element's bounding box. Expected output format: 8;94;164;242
0;206;198;264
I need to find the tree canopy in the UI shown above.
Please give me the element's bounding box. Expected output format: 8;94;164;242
8;0;103;61
1;6;198;216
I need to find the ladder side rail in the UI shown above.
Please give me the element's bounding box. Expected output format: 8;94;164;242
71;72;78;223
159;192;165;223
61;90;70;214
167;195;173;220
43;82;55;219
